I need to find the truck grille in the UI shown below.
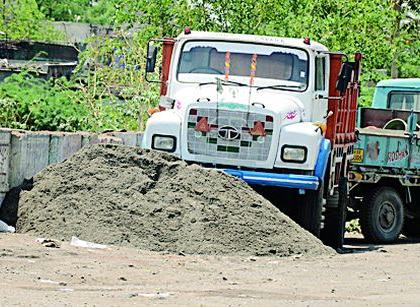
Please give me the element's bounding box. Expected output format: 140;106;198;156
186;107;274;161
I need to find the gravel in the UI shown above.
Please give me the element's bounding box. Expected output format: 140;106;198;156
16;144;333;257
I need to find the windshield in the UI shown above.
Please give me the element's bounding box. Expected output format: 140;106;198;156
177;40;309;91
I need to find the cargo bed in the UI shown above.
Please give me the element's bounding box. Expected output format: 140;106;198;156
352;127;420;171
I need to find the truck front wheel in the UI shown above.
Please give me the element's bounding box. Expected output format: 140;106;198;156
360;187;404;243
321;178;347;249
298;182;323;238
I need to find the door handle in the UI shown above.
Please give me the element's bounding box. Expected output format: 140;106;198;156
315;94;342;100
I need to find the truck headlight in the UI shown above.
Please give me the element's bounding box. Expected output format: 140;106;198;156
281;145;307;163
152;135;176;152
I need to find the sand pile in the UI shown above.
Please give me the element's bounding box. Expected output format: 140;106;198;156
16;144;332;257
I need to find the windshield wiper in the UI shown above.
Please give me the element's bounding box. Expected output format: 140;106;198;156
199;78;247;87
198;81;216;86
218;78;248;87
256;84;304;91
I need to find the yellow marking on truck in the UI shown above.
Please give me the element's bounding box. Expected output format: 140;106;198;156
352;148;364;163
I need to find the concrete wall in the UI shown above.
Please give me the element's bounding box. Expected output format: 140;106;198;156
50;22;113;44
0;129;143;207
0;130;11;205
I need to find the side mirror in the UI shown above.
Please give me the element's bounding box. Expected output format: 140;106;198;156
146;44;158;73
336;62;353;93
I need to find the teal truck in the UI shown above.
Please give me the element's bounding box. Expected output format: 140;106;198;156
349;78;420;242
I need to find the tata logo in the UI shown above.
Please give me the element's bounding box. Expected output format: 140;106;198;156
218;126;240;140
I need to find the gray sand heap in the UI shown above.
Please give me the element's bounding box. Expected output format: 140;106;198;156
17;144;332;257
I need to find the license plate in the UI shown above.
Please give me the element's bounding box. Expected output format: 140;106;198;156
352;148;364;163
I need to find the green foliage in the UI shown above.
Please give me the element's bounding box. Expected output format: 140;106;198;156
346;219;361;233
0;0;418;132
111;0;419;90
36;0;90;22
0;67;159;132
73;31;160;131
0;73;89;131
359;86;376;108
36;0;117;25
83;1;117;26
184;0;418;79
0;0;63;41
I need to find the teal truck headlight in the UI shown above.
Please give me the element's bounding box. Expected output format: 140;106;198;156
152;134;176;152
281;145;307;163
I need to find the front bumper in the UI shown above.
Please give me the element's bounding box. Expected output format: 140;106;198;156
223;169;320;190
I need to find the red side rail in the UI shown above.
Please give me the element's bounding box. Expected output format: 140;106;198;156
326;53;361;146
326;53;362;186
159;38;175;97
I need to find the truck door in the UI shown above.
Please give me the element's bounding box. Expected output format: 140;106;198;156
312;55;329;122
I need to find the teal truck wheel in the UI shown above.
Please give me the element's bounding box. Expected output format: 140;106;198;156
360;187;404;243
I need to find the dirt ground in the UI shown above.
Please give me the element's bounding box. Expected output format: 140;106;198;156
1;233;420;306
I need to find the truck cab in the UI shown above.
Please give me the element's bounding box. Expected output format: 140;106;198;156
144;32;329;170
372;78;420;111
143;30;362;248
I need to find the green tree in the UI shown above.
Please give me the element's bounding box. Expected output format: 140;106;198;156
1;0;418;131
0;0;62;41
36;0;90;22
185;0;419;80
36;0;117;25
389;0;419;78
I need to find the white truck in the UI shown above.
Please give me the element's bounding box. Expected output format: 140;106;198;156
142;30;362;248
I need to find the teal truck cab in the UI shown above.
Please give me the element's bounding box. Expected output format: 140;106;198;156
349;78;420;242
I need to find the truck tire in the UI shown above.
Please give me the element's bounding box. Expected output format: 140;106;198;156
321;178;347;249
360;187;404;243
298;182;323;238
402;218;420;238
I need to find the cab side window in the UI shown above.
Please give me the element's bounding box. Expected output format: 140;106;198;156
315;57;326;91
